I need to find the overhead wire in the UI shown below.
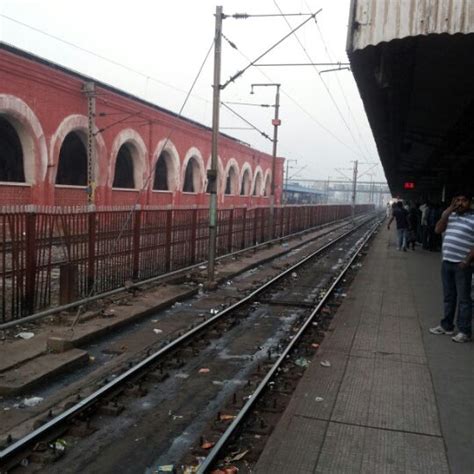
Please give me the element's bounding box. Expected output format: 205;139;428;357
220;28;364;159
272;0;370;162
221;102;273;141
69;37;215;328
0;13;210;105
310;4;374;162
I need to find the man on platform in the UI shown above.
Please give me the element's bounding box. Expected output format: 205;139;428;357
429;192;474;343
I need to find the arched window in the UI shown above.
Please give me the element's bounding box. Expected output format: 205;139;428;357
112;144;134;188
56;131;87;185
253;172;263;196
264;173;271;196
225;166;238;195
183;157;200;193
153;152;170;190
240;169;251;195
0;116;25;182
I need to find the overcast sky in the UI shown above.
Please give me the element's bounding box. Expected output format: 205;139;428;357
0;0;386;183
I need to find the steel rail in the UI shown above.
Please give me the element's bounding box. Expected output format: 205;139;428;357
0;213;374;330
197;218;382;473
0;215;378;468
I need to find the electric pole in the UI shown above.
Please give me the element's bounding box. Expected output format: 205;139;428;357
83;81;96;206
351;159;358;224
207;6;223;285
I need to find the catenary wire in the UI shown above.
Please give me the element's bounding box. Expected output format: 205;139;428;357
272;0;369;162
70;38;215;328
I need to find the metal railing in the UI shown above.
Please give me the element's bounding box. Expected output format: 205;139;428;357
0;204;373;322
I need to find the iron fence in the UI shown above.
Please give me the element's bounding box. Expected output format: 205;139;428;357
0;204;373;322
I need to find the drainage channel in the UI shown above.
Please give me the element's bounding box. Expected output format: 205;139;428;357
0;216;380;472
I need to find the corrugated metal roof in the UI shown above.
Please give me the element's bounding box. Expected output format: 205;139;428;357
349;0;474;51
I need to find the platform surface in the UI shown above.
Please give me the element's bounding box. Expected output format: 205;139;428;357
255;225;473;474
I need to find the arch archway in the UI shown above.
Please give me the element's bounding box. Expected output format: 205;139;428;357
252;167;264;196
56;131;87;185
0;116;25;182
50;115;105;186
152;139;180;191
224;159;240;195
263;170;272;196
240;163;252;195
113;144;135;188
182;148;205;193
0;94;47;184
109;128;148;189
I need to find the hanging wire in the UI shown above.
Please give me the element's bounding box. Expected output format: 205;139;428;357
272;0;370;162
0;13;209;105
70;37;215;328
219;32;364;158
310;8;374;161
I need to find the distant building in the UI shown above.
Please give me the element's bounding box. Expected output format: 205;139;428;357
282;183;325;204
0;43;284;207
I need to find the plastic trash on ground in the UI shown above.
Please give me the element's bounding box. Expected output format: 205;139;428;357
156;466;174;472
219;414;236;421
153;328;163;334
16;331;35;340
295;357;310;368
201;441;215;449
320;360;331;368
198;368;210;374
23;396;43;407
315;397;324;402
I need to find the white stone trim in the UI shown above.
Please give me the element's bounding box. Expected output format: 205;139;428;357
108;128;148;189
182;147;205;193
50;114;106;185
152;139;180;191
0;94;48;184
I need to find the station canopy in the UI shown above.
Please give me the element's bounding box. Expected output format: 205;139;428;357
347;1;474;201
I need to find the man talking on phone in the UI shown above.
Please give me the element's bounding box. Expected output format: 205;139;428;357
429;191;474;342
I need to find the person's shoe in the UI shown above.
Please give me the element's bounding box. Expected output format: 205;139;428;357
429;325;454;335
452;332;471;343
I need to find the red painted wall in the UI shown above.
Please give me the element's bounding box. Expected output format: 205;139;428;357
0;45;284;208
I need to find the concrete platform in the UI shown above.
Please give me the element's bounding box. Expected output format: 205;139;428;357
255;226;473;474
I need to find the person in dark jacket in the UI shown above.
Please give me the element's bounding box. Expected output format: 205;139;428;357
387;201;409;251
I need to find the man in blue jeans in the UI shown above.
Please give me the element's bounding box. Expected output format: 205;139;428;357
387;201;409;251
429;192;474;343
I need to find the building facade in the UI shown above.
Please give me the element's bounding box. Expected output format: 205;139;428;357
0;43;284;208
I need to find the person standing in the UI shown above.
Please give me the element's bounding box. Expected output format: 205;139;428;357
429;192;474;343
387;201;409;251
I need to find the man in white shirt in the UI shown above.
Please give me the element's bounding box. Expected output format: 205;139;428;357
429;192;474;343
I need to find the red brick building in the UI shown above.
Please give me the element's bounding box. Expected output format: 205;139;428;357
0;43;284;208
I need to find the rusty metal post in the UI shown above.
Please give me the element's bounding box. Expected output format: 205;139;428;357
165;209;173;272
87;210;96;293
241;207;247;249
260;208;266;243
227;208;234;253
252;209;258;245
82;82;97;206
24;210;37;315
191;208;197;264
59;263;78;305
132;207;142;281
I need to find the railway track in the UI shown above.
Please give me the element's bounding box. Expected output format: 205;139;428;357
0;214;381;472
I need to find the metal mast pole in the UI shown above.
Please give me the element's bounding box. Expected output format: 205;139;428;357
207;6;223;284
351;159;358;224
270;84;280;237
83;82;96;207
